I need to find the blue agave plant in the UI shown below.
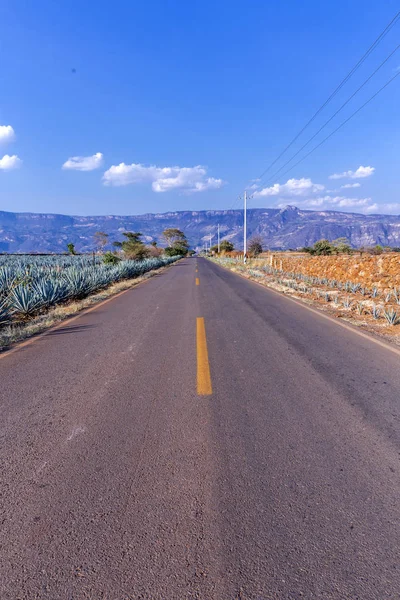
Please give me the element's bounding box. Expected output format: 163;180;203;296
0;299;10;324
10;284;45;317
371;304;381;319
0;254;180;327
383;308;400;326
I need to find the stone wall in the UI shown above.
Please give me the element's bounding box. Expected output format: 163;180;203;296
258;253;400;290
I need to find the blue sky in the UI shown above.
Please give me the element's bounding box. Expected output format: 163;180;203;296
1;0;399;216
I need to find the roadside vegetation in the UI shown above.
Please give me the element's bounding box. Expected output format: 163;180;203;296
299;238;397;256
205;236;400;259
207;236;263;257
0;227;190;350
210;243;400;344
209;240;235;253
162;228;191;256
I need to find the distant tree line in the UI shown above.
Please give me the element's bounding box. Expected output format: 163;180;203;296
66;228;191;262
209;236;264;257
66;230;400;260
300;238;400;256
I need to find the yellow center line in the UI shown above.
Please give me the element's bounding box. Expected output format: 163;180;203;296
196;277;200;285
196;317;212;396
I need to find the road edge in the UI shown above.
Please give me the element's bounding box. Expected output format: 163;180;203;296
208;258;400;358
0;261;180;359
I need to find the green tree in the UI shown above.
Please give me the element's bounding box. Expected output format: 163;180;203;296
163;228;184;245
102;251;121;265
164;246;184;257
371;244;384;255
94;231;108;252
312;239;334;255
163;228;189;256
120;232;150;260
248;236;263;257
122;232;143;243
332;237;352;254
67;243;77;255
219;240;234;252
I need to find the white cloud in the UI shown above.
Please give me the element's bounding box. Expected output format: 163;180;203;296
365;203;400;215
102;162;224;193
254;177;324;197
364;204;379;213
341;182;361;189
272;189;400;214
62;152;103;171
277;195;373;211
0;125;15;144
329;165;375;180
333;197;371;208
0;154;22;170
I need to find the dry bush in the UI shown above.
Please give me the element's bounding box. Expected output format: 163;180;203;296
147;245;164;257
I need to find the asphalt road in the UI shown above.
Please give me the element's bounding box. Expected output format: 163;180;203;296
1;257;400;599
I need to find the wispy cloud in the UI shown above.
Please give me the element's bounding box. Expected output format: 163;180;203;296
278;195;372;210
340;182;361;189
329;165;375;180
365;203;400;215
0;125;16;144
0;154;22;170
62;152;104;171
102;163;225;193
254;177;324;197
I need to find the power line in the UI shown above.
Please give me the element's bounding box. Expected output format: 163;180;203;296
240;10;400;253
224;193;244;215
268;69;400;184
262;41;400;186
254;9;400;183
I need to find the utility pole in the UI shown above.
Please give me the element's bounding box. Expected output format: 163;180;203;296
209;233;212;251
217;223;220;254
243;190;247;263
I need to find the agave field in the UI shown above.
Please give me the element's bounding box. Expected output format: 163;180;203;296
0;254;179;327
213;256;400;328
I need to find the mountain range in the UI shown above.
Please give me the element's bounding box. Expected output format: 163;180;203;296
1;206;400;253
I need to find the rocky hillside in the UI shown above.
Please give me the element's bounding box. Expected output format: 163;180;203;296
1;206;400;253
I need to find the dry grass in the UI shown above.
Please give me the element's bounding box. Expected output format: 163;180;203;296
0;263;172;352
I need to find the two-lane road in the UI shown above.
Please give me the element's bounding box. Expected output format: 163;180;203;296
1;257;400;599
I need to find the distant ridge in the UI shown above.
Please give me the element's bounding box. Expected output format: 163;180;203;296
1;206;400;252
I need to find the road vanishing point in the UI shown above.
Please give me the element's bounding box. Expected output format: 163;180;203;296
1;257;400;599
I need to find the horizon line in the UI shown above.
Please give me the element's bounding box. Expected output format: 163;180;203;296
1;205;399;219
